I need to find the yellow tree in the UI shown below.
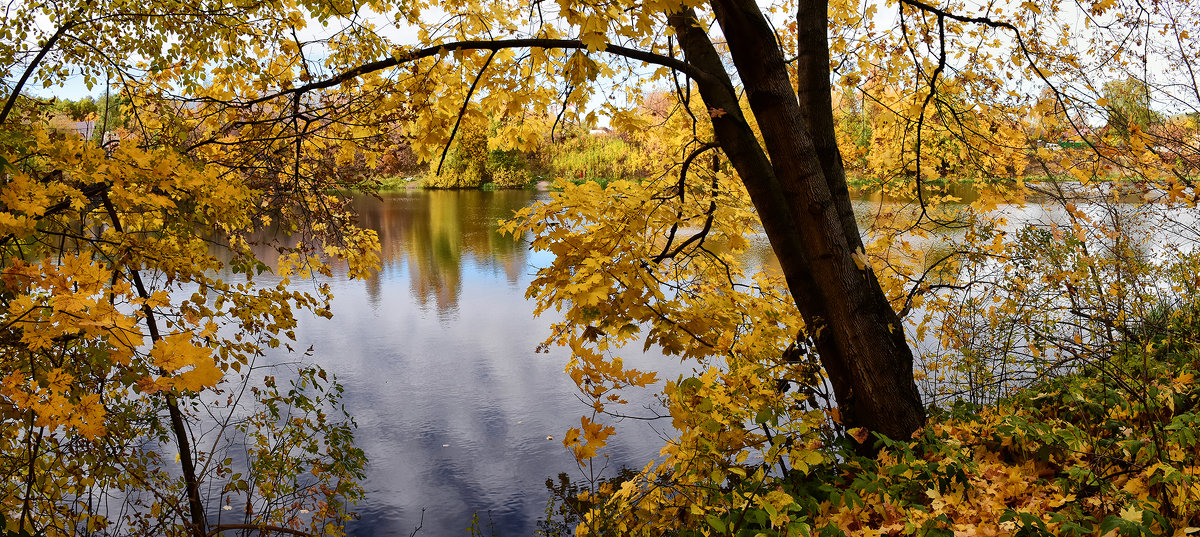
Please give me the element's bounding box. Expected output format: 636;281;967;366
1;0;381;535
11;0;931;441
6;0;1200;532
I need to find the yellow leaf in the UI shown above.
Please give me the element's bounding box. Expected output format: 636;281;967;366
580;31;607;52
571;416;615;460
150;332;210;372
1119;505;1142;522
176;357;223;391
851;247;869;271
848;427;869;444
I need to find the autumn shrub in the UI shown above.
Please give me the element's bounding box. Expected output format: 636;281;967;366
484;146;531;188
424;122;532;189
426;157;531;189
522;176;1200;536
424;165;486;188
424;119;487;189
535;133;648;184
489;166;529;188
896;179;1200;410
556;310;1200;537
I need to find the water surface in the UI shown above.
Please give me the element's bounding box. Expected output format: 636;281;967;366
279;190;677;536
282;185;1200;536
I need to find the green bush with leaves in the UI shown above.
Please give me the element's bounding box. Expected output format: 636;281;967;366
424;120;532;189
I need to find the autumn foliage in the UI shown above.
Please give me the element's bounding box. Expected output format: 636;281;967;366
0;99;376;534
511;104;1200;535
5;0;1200;532
1;2;382;527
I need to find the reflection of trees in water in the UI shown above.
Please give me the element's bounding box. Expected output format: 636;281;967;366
352;190;535;312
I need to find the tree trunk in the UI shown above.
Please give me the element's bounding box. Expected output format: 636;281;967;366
671;1;926;446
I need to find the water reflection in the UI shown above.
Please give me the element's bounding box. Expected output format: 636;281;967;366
298;185;1195;536
271;189;675;537
352;190;534;314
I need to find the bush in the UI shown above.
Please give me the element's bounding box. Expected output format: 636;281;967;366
562;301;1200;536
423;164;486;188
424;124;532;189
535;134;648;185
489;166;529;188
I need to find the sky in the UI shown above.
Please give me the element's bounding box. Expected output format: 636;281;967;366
9;0;1196;123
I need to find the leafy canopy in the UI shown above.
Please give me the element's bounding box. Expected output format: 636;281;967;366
5;0;1200;533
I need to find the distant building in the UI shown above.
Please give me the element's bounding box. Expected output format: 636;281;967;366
63;120;96;139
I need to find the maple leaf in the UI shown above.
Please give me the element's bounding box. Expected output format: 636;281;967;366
562;427;581;449
176;357;224;392
570;416;615;461
150;332;211;373
580;31;607;52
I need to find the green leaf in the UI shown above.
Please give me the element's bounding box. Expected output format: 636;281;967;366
705;514;727;534
754;408;774;425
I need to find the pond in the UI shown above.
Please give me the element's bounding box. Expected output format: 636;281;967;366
274;189;685;537
270;185;1199;536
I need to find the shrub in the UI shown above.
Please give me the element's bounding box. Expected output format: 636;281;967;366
489;166;529;188
559;300;1200;536
535;134;648;184
423;165;485;188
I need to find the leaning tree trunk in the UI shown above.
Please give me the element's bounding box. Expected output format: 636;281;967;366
670;0;926;446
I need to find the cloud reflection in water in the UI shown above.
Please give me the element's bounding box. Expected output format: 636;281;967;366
272;190;676;536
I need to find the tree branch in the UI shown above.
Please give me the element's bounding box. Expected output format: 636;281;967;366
436;50;496;176
894;0;1106;161
101;190;207;537
207;523;315;537
654;142;719;262
0;21;78;126
229;39;707;108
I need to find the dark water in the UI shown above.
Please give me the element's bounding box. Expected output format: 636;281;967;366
276;190;681;536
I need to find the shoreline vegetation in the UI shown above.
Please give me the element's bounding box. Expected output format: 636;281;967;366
359;129;1198;198
533;301;1200;536
371;172;1164;192
38;93;1197;199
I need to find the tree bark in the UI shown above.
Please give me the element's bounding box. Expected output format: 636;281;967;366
794;0;860;249
672;2;926;446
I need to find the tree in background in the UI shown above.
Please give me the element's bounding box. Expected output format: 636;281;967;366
1102;77;1162;142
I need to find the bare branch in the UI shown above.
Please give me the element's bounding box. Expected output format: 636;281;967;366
207;524;316;537
0;20;78;126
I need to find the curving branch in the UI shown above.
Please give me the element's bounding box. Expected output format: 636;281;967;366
895;0;1018;31
230;38;709;108
436;50;496;176
207;523;315;537
653;143;722;263
0;21;79;126
907;8;947;224
653;142;719;262
895;0;1106;161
